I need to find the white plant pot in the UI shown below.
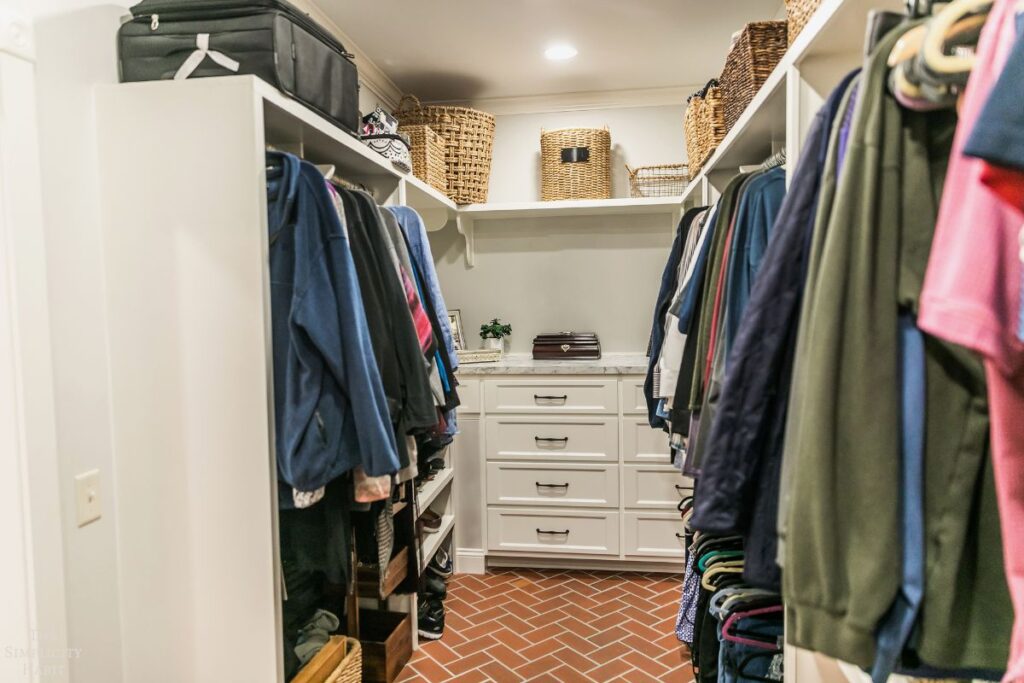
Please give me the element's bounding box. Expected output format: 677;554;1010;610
483;337;503;351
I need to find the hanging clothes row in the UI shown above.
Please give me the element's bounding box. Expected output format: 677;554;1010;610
265;150;460;678
649;2;1023;681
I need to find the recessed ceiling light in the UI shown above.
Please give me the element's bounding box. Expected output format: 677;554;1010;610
544;44;578;61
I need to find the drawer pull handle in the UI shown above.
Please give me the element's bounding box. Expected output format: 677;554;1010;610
675;484;693;494
536;528;570;535
675;533;686;539
535;436;569;446
535;482;570;489
534;394;568;403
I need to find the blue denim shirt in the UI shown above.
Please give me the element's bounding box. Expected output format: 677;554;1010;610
267;152;399;506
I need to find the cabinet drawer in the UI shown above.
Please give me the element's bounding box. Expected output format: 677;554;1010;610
484;379;617;414
622;418;672;463
487;507;619;555
485;416;618;463
623;464;692;509
458;377;481;414
486;462;619;508
620;376;647;415
624;511;686;558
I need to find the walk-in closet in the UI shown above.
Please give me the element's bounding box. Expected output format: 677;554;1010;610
2;0;1022;682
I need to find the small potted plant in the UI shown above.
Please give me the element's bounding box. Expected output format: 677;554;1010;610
479;318;512;351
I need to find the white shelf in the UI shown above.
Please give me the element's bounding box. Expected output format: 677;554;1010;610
681;0;904;203
460;196;685;221
417;466;454;515
420;514;456;572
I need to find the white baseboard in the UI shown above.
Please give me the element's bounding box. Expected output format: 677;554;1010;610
486;555;683;574
455;548;487;575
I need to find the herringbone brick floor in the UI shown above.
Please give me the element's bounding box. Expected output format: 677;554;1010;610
397;569;695;683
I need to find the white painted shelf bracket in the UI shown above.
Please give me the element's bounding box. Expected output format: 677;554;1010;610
456;215;475;267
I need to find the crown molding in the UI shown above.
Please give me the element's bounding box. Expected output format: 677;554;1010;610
428;85;704;116
296;1;402;111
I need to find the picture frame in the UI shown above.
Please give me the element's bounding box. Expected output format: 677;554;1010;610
448;309;466;351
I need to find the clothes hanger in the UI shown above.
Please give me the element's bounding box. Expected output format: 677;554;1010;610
920;0;992;77
720;605;785;649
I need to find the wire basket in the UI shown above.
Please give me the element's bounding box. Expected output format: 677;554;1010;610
626;164;690;198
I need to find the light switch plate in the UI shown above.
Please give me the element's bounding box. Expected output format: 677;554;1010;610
74;469;101;527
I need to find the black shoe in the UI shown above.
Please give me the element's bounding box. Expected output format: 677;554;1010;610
418;596;444;619
422;572;447;599
418;607;445;641
428;548;454;579
420;509;442;533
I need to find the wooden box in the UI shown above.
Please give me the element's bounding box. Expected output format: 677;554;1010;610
359;610;412;683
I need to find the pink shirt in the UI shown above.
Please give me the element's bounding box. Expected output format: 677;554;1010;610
918;1;1024;680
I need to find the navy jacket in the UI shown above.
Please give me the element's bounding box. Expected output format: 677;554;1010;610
690;71;860;587
266;153;400;506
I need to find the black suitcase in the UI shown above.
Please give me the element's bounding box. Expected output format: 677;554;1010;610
118;0;360;135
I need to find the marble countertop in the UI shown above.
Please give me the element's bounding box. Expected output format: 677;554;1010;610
456;353;648;376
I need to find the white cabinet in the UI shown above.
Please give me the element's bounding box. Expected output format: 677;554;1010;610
467;371;687;569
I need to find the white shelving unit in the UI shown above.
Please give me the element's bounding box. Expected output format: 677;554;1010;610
417;465;455;513
93;74;459;683
420;514;456;573
681;0;904;206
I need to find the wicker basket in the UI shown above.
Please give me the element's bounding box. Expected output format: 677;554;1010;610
395;95;495;204
540;127;611;201
626;164;690;198
293;636;362;683
719;21;788;132
399;124;447;195
786;0;823;45
684;81;727;173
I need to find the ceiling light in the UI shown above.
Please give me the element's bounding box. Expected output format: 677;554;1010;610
544;44;578;61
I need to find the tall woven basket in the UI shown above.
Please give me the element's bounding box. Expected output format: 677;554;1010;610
684;80;727;173
786;0;823;45
540;127;611;201
398;124;447;195
719;21;788;132
396;95;495;204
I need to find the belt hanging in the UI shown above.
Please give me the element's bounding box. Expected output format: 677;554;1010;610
174;33;240;80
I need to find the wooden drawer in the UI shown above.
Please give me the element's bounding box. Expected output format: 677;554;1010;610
487;507;619;555
622;417;672;463
485;416;618;463
457;377;481;414
486;462;619;508
623;511;686;558
623;464;692;509
483;379;618;414
620;376;647;415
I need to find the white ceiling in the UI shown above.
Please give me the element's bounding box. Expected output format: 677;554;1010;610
318;0;783;103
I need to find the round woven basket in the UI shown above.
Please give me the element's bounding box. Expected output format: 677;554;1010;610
396;95;495;204
540;127;612;201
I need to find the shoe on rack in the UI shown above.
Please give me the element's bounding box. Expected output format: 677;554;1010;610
422;572;448;599
418;604;445;641
418;596;444;619
420;509;442;534
428;548;454;579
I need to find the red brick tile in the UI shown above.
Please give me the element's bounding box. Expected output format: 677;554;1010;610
481;660;521;683
502;599;540;620
409;655;453;681
448;668;489;683
623;650;670;677
466;606;507;626
519;633;563;661
555;631;600;655
446;651;492;676
452;634;499;658
515;653;562;680
588;640;633;665
549;665;593;682
588;625;630;648
551;646;599;674
484;642;529;670
492;626;532;652
421;641;460;666
617;667;660;683
587;657;635;680
619;634;663;658
558;616;600;639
